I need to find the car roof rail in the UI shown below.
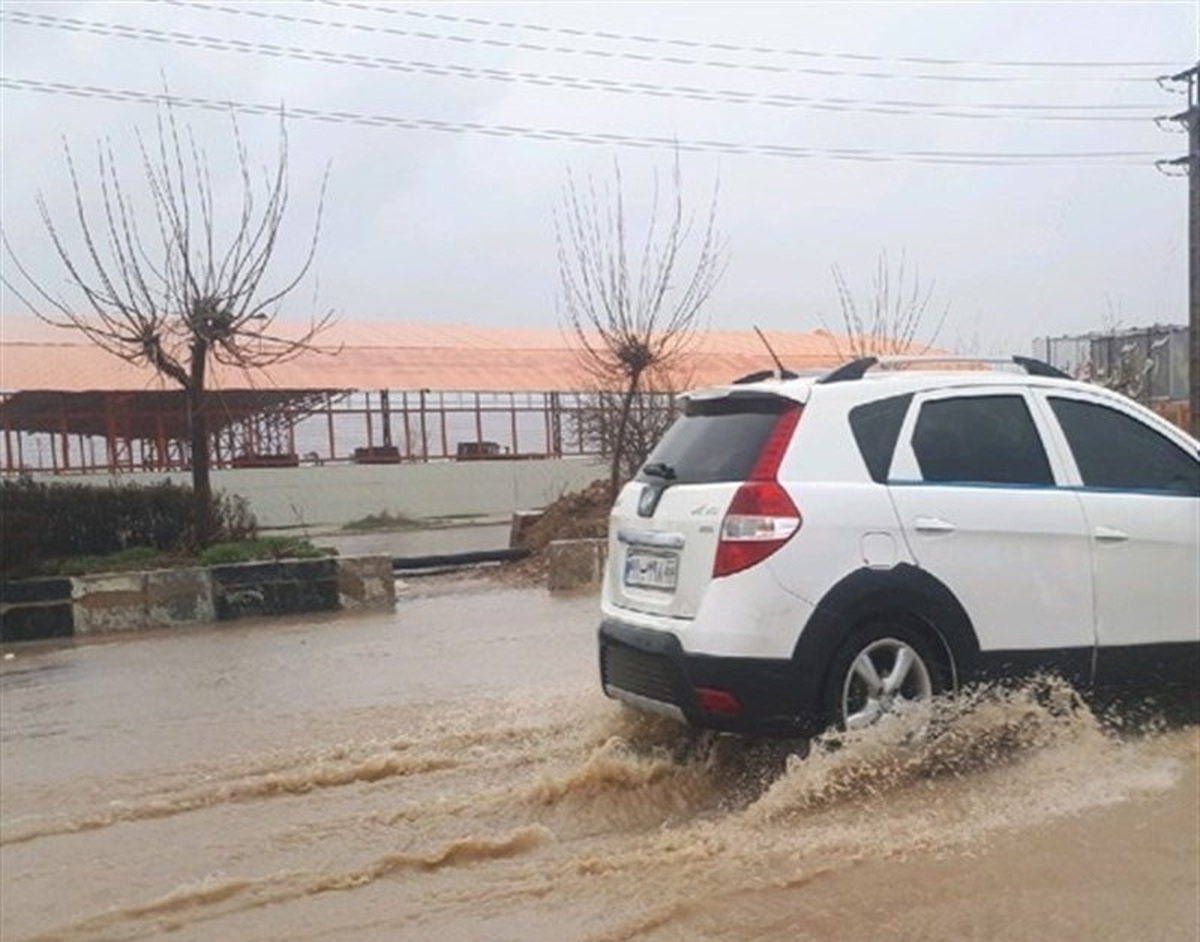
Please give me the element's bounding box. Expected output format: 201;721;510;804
817;354;1070;384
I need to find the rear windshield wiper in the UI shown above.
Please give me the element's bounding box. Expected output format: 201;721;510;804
642;462;677;481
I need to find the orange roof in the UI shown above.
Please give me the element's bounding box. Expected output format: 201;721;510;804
0;314;856;394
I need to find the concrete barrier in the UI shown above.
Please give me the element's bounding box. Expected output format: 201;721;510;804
509;510;544;549
336;557;396;610
146;568;216;628
71;568;220;636
0;556;394;642
72;572;147;636
546;539;607;593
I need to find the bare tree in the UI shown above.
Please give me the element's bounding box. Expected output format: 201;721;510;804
571;377;683;485
2;101;333;545
556;154;726;497
822;250;950;358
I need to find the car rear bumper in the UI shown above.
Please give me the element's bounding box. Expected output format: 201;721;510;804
598;618;826;738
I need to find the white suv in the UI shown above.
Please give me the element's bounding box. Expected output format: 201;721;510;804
598;356;1200;737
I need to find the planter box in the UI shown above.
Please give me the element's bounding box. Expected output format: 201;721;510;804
0;578;74;642
0;557;393;642
210;559;340;620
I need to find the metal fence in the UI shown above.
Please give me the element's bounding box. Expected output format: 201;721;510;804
0;388;681;476
1032;325;1189;404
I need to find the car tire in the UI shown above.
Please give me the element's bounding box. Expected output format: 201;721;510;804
823;619;949;732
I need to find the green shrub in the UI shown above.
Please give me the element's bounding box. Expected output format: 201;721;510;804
0;477;258;578
55;546;165;577
197;537;336;567
343;510;421;531
213;491;257;544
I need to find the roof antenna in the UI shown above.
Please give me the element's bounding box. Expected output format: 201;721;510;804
754;326;798;379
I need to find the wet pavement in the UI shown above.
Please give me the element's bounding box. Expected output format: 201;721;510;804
2;579;1197;941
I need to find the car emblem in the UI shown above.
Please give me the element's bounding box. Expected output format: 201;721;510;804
638;484;664;518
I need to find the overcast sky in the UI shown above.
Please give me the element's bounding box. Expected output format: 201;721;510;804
1;0;1196;354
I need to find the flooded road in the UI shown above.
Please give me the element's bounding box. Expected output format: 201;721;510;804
2;578;1197;941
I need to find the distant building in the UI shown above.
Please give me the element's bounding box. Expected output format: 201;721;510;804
1033;325;1189;430
0;316;860;476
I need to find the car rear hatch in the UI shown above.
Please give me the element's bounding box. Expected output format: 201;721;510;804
607;387;805;620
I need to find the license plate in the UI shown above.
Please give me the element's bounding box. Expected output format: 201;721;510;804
623;549;679;591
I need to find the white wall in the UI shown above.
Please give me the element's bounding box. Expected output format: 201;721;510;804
39;458;606;528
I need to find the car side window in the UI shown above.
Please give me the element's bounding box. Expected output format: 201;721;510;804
1048;396;1200;496
912;395;1054;486
849;393;913;483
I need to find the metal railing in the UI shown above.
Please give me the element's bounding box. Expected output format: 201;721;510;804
0;388;679;475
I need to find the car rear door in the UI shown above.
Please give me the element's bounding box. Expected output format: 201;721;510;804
886;387;1095;678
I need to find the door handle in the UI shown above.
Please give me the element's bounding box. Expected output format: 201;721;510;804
1094;526;1129;543
914;516;956;533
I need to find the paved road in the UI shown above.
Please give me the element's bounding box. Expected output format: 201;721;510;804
2;579;1197;941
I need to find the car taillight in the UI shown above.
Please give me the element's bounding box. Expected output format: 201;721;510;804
713;481;801;577
713;406;803;579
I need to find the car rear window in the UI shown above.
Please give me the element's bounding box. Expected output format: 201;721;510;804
637;394;791;485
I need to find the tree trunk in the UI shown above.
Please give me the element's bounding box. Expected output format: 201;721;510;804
610;374;642;499
188;341;214;546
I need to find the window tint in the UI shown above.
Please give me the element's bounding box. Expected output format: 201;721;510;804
639;395;790;485
1048;397;1200;496
850;394;912;483
912;395;1053;486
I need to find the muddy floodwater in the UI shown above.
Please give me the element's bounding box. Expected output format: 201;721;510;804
2;578;1197;941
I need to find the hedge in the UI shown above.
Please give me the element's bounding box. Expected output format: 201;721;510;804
0;478;256;578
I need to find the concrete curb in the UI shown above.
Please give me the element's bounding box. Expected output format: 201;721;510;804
1;556;396;643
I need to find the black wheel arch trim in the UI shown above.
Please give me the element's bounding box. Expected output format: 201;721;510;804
793;563;982;700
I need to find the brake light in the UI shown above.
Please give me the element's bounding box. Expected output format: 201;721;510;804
713;406;803;578
748;405;802;481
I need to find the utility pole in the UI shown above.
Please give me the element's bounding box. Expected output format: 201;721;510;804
1159;63;1198;436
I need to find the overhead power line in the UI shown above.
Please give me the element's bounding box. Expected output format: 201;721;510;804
167;0;1168;84
317;0;1180;71
0;9;1166;122
0;77;1163;166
